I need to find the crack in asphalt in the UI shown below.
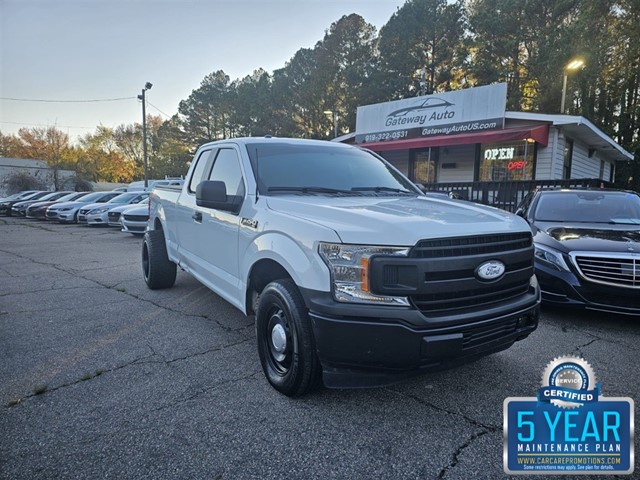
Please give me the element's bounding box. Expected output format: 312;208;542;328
560;322;638;351
154;370;262;412
4;353;156;408
386;388;500;479
0;246;252;334
387;387;499;432
436;429;492;479
574;337;599;355
4;338;255;409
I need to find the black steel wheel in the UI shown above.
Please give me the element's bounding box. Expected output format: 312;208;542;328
142;229;177;289
256;279;321;397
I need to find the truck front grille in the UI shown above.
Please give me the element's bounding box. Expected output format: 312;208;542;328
407;233;533;317
411;232;532;259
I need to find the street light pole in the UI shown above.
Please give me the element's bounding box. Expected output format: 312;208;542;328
137;82;153;188
323;109;338;138
560;59;584;114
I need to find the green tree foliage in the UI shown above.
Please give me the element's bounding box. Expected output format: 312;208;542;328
12;127;77;190
466;0;580;111
178;70;232;148
378;0;468;98
3;0;639;189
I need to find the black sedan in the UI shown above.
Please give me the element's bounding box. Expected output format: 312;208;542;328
0;191;49;216
516;188;640;315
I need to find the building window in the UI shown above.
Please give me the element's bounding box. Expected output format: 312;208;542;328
610;163;615;183
599;160;605;180
563;138;574;179
478;140;535;181
412;148;438;184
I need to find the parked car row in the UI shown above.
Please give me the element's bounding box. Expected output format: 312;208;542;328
1;189;150;236
4;186;640;316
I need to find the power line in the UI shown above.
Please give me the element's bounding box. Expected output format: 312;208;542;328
0;96;137;103
0;120;96;130
146;101;171;118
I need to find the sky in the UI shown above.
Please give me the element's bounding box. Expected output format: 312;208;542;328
0;0;406;142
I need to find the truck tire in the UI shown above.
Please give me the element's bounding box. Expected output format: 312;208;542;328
142;229;177;289
256;279;322;397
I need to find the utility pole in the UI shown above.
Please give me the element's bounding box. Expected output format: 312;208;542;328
138;82;153;188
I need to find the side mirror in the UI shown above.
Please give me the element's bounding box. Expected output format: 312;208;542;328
196;180;242;213
514;208;526;218
196;180;228;209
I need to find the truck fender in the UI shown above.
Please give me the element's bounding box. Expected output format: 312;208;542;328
241;232;336;310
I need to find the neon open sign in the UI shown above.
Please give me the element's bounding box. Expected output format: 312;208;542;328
484;147;516;161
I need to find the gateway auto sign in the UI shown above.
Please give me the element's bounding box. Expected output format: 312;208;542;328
355;83;507;144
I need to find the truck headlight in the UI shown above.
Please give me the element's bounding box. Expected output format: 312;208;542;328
534;243;570;271
319;242;410;306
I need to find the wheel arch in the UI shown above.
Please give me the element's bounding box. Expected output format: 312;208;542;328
245;258;293;315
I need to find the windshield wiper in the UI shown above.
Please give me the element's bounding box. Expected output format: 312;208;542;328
267;186;355;195
351;186;414;194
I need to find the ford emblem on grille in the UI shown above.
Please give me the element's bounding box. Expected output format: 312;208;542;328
476;260;506;281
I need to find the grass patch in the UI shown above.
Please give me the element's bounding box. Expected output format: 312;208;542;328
80;369;106;382
32;385;48;395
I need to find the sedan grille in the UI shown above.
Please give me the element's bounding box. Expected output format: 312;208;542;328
571;253;640;288
124;214;148;222
108;212;121;221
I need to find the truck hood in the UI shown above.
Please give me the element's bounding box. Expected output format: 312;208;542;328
265;195;529;245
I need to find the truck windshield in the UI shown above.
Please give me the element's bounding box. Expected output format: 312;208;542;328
247;142;419;196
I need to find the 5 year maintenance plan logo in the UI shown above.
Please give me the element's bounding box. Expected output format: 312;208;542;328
503;355;634;475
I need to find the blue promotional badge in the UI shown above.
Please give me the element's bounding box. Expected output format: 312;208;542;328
504;356;634;475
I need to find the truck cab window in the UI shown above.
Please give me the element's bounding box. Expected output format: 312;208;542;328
188;149;213;193
209;148;245;197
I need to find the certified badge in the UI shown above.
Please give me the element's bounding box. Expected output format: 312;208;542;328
539;356;600;408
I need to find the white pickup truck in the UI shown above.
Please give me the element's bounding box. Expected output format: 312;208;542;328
144;137;540;396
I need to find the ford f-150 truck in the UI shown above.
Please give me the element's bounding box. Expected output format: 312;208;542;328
144;137;540;396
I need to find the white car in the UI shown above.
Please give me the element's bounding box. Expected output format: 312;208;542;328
48;191;121;223
85;192;148;226
120;199;149;235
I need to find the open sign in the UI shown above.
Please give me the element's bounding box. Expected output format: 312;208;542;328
508;160;527;171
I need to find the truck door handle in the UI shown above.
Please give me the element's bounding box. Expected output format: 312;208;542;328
192;211;202;222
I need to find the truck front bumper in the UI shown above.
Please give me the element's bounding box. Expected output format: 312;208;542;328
301;286;540;389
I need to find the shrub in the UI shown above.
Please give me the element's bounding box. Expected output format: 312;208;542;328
1;171;48;195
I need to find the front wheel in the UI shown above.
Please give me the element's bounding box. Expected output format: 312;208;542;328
256;279;322;397
142;229;177;289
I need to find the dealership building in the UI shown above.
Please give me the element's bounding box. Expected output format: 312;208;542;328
338;83;633;210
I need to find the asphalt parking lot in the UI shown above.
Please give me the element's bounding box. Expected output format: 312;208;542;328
1;217;638;480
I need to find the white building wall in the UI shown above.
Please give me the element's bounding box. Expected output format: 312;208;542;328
534;128;556;180
0;158;76;196
553;132;567;179
571;142;600;178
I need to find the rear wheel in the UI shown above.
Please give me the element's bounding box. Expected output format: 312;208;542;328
256;279;322;396
142;229;177;289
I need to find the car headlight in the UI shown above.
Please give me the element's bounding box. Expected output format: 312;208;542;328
534;243;570;271
319;242;410;306
90;207;110;214
58;207;71;211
